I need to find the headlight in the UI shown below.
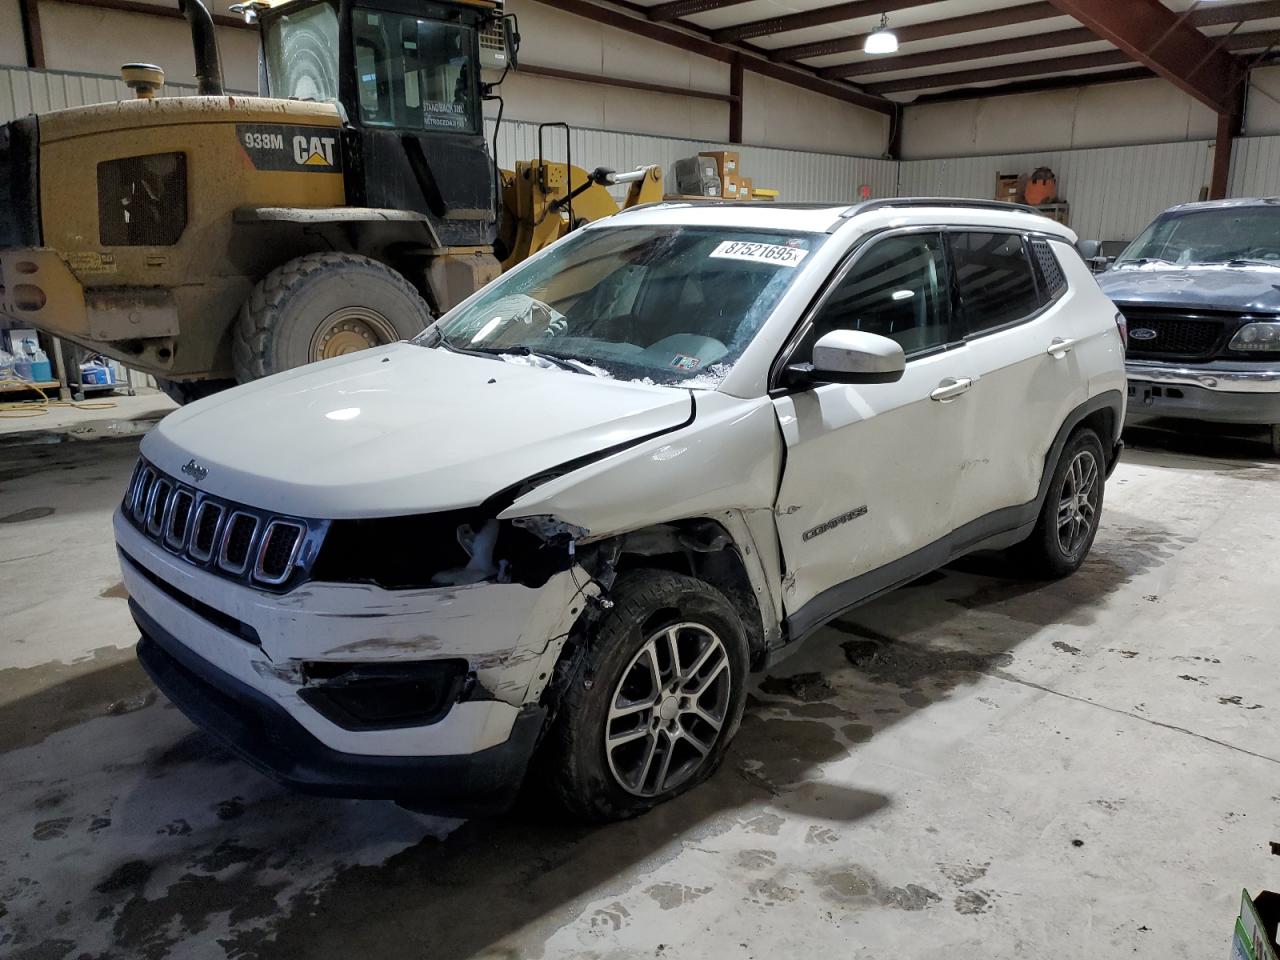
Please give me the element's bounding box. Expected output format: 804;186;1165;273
1229;321;1280;353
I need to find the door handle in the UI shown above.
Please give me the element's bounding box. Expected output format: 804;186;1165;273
930;377;973;402
1046;337;1082;357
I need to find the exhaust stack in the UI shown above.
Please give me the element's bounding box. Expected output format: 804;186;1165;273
177;0;225;96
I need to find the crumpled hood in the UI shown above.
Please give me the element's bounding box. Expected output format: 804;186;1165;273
1098;265;1280;314
142;343;693;518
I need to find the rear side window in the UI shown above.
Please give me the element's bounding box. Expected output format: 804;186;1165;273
1030;238;1068;300
950;232;1041;335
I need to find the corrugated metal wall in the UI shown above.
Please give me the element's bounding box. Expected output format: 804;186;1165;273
0;67;201;122
897;140;1216;242
487;117;898;204
1228;136;1280;198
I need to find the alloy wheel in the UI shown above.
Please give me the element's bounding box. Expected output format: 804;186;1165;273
604;622;732;797
1057;449;1100;556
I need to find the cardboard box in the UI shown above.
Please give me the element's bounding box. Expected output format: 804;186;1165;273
995;172;1023;203
721;175;741;199
1234;889;1280;960
738;177;753;201
700;150;740;180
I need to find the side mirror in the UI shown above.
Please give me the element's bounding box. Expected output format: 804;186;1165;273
788;329;905;387
1076;240;1102;260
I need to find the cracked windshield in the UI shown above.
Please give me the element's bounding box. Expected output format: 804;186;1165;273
422;225;824;387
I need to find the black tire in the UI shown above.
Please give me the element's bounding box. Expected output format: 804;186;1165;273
1269;424;1280;458
1012;427;1106;578
232;253;432;382
544;570;750;823
156;377;235;406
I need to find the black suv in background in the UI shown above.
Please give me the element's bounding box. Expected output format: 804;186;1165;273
1097;198;1280;455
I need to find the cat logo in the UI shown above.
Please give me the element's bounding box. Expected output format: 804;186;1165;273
293;134;337;167
235;124;343;174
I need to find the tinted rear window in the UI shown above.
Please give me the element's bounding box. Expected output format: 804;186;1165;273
950;232;1041;335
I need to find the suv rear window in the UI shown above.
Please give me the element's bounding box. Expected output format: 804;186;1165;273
950;232;1041;335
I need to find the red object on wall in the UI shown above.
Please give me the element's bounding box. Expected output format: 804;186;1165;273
1025;166;1058;205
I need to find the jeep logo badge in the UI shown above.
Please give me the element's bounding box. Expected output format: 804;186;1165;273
1130;328;1158;341
181;459;209;482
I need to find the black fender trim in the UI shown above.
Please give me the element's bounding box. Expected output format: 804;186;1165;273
771;390;1124;664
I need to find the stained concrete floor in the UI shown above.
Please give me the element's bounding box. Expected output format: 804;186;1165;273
1;427;1278;960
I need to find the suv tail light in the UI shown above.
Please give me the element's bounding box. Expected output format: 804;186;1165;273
1114;311;1128;351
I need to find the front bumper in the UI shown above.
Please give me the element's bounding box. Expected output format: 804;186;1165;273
1126;360;1280;425
115;506;582;809
135;600;545;814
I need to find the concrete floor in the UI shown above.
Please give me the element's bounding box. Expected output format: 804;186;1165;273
1;426;1277;960
0;391;175;444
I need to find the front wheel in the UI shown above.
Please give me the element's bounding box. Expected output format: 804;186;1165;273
1011;427;1106;578
543;570;750;823
232;253;433;383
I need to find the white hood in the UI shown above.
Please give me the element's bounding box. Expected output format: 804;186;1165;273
142;344;693;518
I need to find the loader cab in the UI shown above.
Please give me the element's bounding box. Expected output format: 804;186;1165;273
258;0;499;247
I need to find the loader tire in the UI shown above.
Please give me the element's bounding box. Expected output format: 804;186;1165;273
232;253;432;382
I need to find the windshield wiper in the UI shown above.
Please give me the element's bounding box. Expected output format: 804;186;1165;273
1117;257;1176;267
1224;258;1279;268
457;343;606;376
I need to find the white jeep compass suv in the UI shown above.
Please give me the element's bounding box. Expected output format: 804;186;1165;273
116;199;1126;821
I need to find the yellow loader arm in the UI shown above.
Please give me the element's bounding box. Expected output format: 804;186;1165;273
498;162;663;272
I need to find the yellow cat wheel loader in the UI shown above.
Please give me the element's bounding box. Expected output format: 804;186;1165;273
0;0;662;402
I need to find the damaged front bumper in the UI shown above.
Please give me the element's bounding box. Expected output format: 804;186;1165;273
135;602;546;813
115;509;583;813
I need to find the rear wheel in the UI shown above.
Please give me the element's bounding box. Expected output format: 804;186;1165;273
155;377;235;406
232;253;432;382
543;570;749;823
1011;427;1106;578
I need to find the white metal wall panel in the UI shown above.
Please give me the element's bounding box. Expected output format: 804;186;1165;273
1229;136;1280;198
897;140;1215;242
0;67;199;124
486;117;898;204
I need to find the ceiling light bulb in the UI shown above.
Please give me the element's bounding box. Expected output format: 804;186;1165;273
864;13;899;55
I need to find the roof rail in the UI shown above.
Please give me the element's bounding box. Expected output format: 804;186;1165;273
840;197;1042;218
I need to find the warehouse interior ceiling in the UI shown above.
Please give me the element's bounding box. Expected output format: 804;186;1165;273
581;0;1280;105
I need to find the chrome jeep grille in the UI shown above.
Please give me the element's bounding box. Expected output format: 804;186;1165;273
123;458;325;590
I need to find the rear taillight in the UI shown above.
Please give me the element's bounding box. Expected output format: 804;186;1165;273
1114;311;1128;351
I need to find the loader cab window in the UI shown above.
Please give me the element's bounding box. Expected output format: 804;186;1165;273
353;8;479;133
264;1;341;103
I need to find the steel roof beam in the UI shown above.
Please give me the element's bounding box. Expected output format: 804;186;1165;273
712;0;939;44
777;2;1061;64
1045;0;1246;112
647;0;752;21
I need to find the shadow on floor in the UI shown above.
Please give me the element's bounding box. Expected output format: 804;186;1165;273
1123;418;1277;464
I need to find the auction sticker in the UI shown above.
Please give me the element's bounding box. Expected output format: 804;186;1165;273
709;240;808;267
